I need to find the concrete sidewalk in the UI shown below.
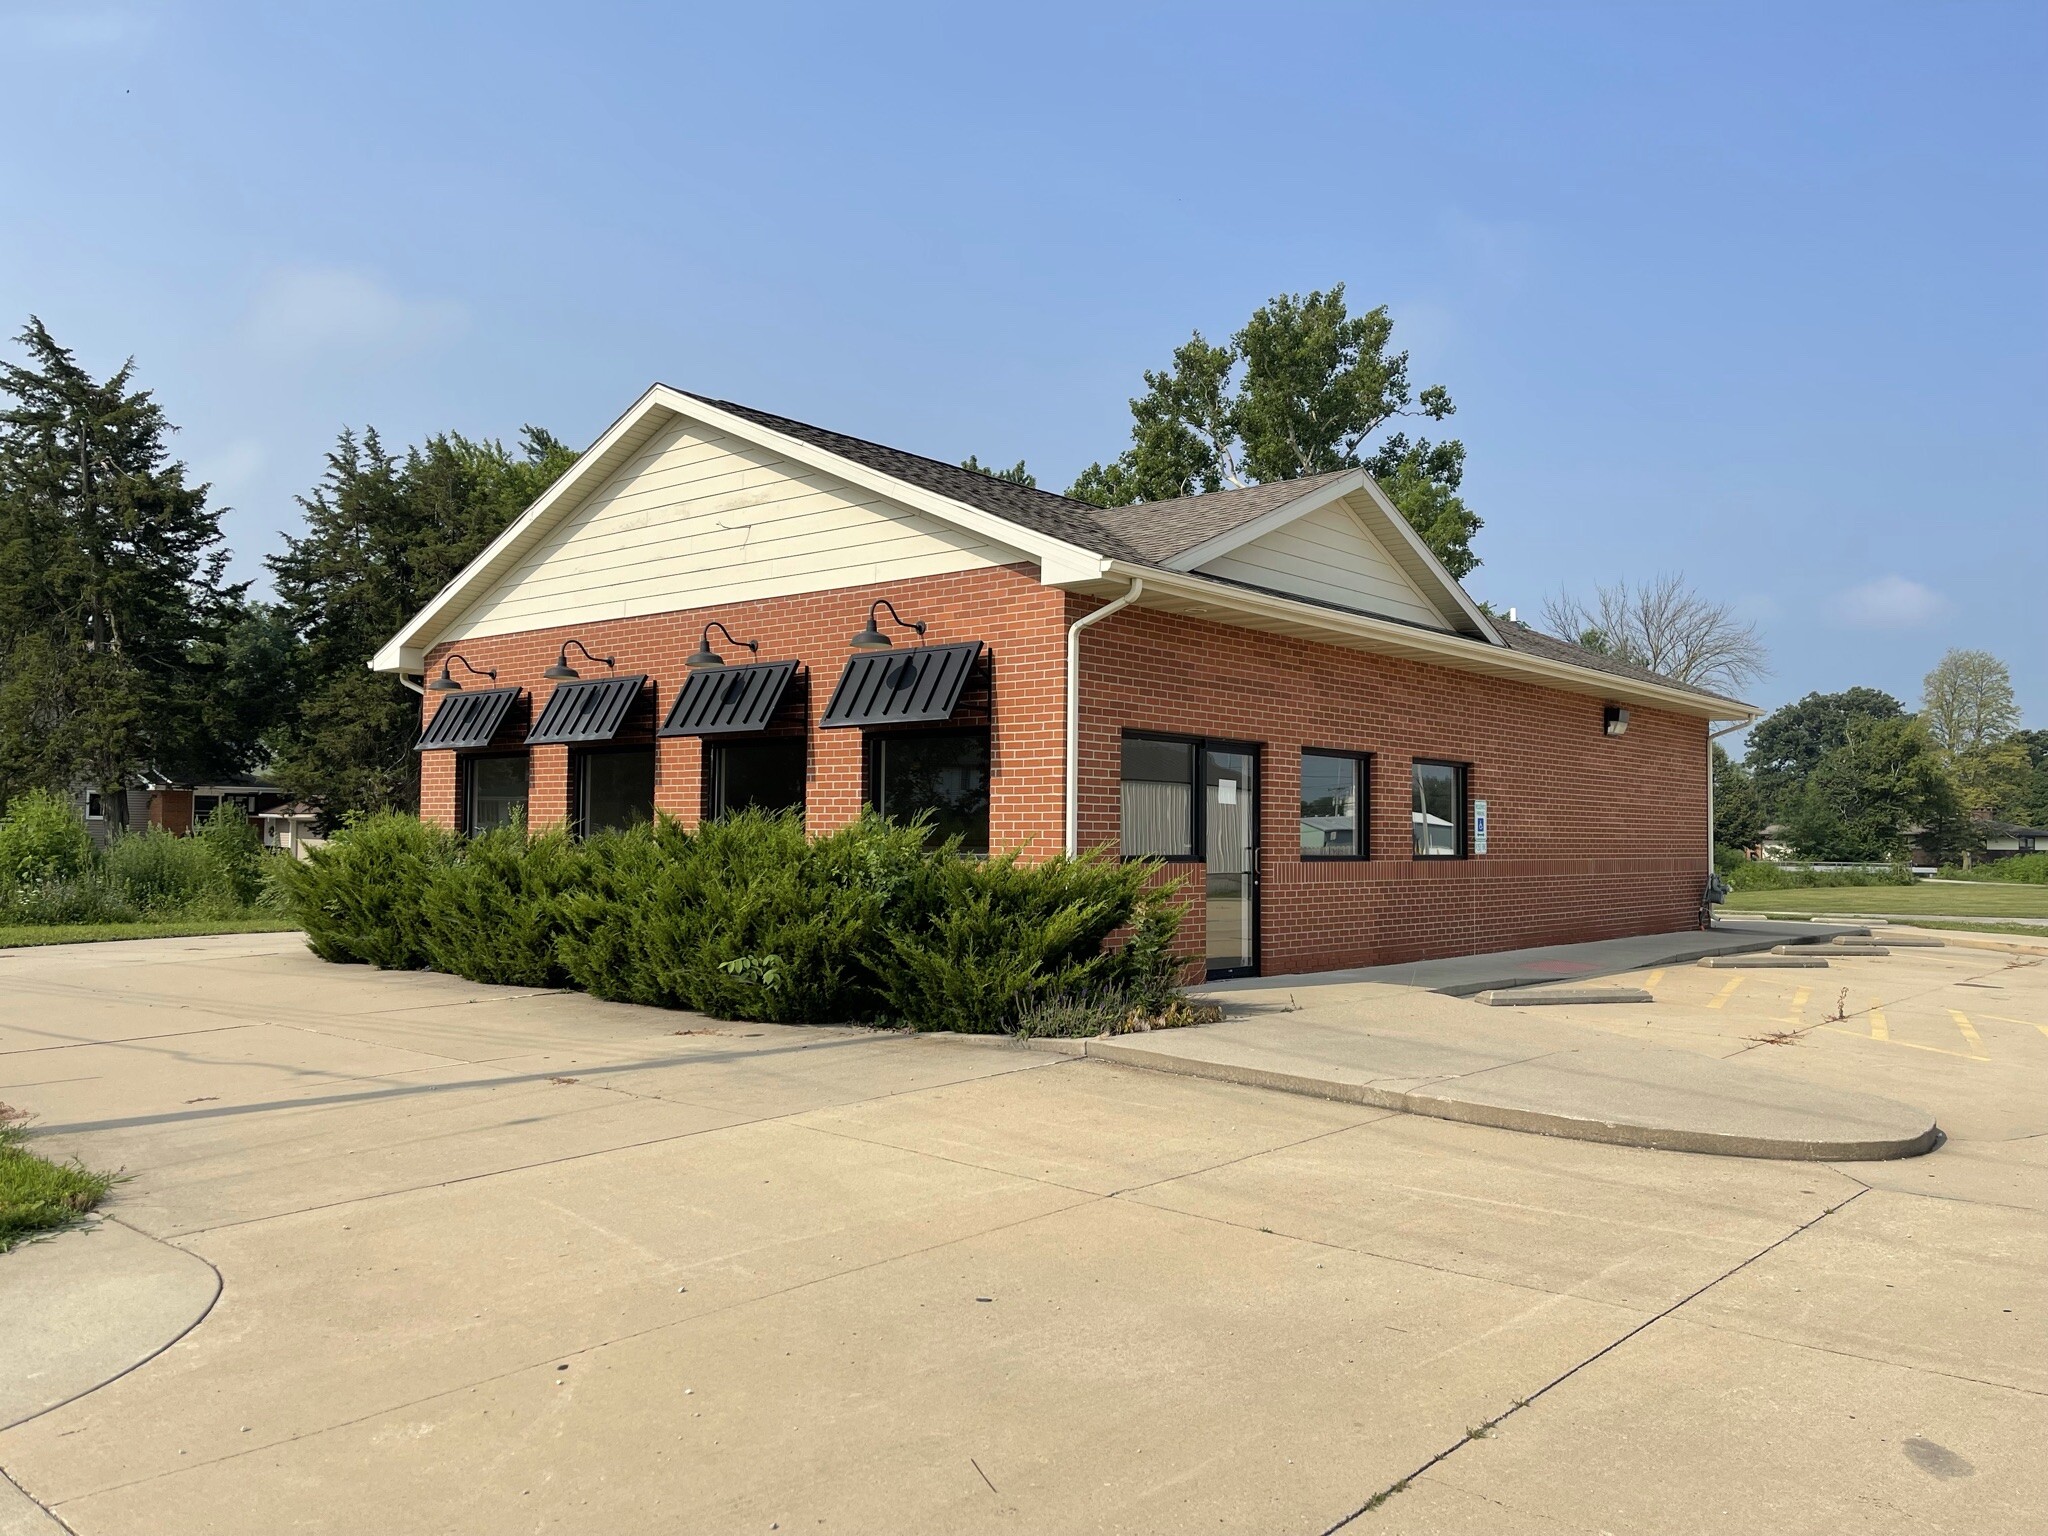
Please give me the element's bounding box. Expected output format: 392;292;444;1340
1084;924;1942;1161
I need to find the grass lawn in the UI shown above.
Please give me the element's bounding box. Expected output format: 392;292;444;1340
0;1119;116;1252
1724;883;2048;919
0;915;297;950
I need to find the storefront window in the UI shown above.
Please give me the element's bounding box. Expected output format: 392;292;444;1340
1411;760;1465;858
869;730;989;855
1121;736;1195;858
466;754;529;835
577;748;655;835
708;739;806;819
1301;751;1367;857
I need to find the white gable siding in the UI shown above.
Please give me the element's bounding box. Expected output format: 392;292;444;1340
439;417;1025;642
1192;494;1451;630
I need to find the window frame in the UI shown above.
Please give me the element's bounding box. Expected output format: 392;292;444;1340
1119;730;1203;864
1299;747;1372;862
85;792;104;820
461;751;531;837
1410;758;1469;861
863;726;993;856
572;743;658;838
704;736;808;821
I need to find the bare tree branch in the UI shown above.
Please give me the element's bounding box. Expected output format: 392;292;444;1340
1539;574;1768;695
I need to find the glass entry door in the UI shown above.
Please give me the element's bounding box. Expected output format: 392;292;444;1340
1203;747;1258;977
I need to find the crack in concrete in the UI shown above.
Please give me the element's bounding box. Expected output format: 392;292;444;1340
1317;1186;1871;1531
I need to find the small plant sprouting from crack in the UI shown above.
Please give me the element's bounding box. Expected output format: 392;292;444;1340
1826;987;1850;1023
1357;1478;1410;1515
1464;1424;1493;1440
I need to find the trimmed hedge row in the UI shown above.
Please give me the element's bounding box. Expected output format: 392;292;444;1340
274;810;1185;1034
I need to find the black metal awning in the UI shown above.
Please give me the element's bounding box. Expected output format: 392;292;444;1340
659;660;800;737
415;687;522;751
526;674;648;745
820;642;983;729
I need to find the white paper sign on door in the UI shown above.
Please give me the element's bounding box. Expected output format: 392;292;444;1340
1473;799;1489;854
1218;779;1238;806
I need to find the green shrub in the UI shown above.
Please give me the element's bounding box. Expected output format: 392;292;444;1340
554;820;696;1006
871;850;1180;1034
193;802;268;908
1940;853;2048;884
635;811;930;1023
272;811;458;968
0;875;137;926
419;822;584;987
0;789;94;892
103;826;232;914
285;809;1187;1032
1723;860;1914;892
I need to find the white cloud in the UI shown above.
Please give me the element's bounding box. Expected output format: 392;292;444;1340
1832;575;1948;630
238;266;465;365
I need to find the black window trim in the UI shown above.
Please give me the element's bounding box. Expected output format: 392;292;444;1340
862;724;993;856
1410;757;1470;861
1300;746;1373;862
703;735;809;821
571;742;658;839
1119;730;1264;866
461;750;531;837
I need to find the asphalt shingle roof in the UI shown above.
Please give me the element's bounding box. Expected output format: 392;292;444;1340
681;392;1746;710
1493;617;1748;709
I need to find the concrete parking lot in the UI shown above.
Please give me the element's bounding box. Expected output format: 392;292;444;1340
2;931;2044;1534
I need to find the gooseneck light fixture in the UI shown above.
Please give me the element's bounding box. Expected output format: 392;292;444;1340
426;654;497;692
848;598;926;651
544;638;615;681
685;621;760;670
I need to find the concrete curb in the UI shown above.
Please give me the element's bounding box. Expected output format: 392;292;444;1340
1699;955;1830;968
1471;986;1654;1006
1080;1038;1938;1162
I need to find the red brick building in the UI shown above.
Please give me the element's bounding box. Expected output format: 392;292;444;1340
377;387;1755;979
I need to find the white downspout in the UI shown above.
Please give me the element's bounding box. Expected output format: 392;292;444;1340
1707;720;1749;867
399;675;427;696
1065;578;1143;856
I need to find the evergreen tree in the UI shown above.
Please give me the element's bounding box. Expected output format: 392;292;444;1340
0;319;244;820
268;425;576;821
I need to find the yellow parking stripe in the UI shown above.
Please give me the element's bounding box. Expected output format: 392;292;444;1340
1979;1013;2045;1038
1707;977;1743;1011
1643;970;1664;993
1869;1002;1888;1041
1790;986;1810;1019
1820;1025;1983;1061
1948;1010;1987;1058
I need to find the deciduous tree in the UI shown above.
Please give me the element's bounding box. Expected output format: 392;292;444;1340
1067;286;1482;577
1538;575;1768;696
1741;686;1905;817
1712;744;1766;853
1785;716;1965;862
1920;649;2020;755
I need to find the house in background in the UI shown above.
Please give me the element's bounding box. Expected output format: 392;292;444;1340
75;772;290;847
258;802;327;859
373;384;1756;979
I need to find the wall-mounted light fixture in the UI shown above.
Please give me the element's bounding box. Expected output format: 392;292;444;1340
544;638;615;681
849;598;926;651
426;654;497;692
685;621;760;670
1603;704;1630;737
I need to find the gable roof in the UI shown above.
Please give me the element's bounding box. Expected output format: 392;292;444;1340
371;383;1755;719
1084;471;1358;565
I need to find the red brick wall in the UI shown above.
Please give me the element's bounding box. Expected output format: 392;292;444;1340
1071;598;1709;973
414;565;1708;976
418;564;1071;853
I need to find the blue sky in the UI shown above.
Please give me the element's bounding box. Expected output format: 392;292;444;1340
4;1;2043;729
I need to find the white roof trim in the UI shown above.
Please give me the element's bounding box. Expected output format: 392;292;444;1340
371;385;1105;673
1160;468;1499;643
1089;561;1755;721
